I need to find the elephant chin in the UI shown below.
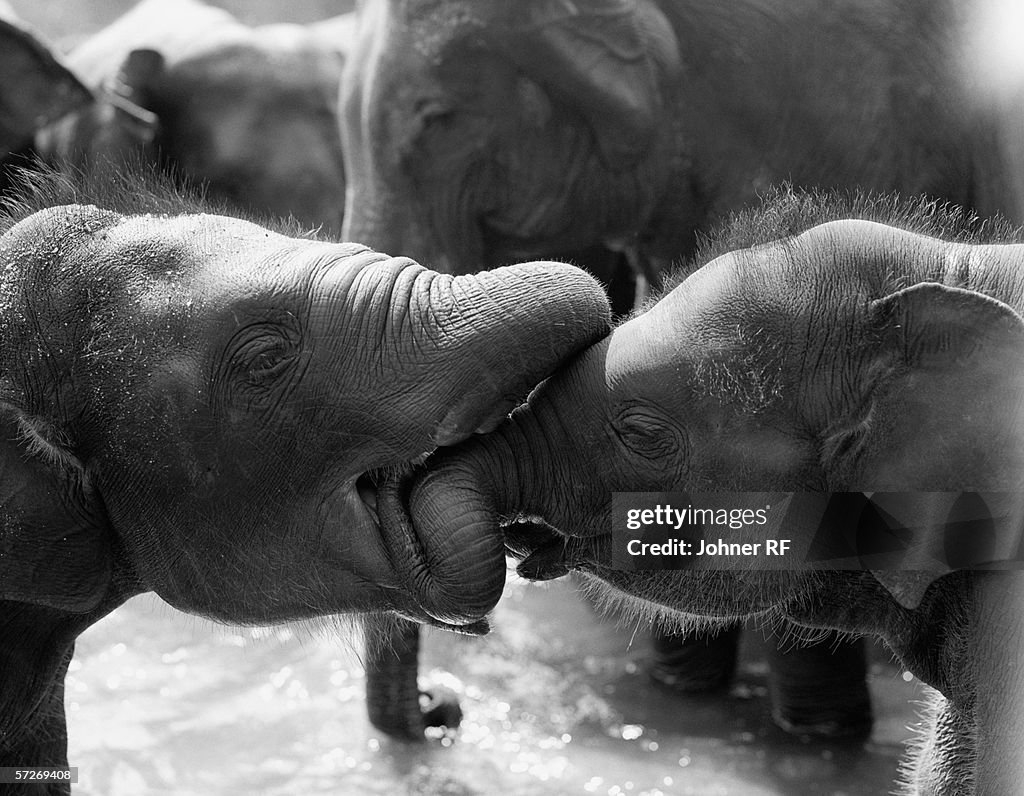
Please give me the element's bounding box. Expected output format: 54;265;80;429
373;469;505;633
503;520;808;621
504;518;603;581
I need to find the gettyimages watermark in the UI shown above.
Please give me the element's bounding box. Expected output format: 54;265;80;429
611;492;1024;571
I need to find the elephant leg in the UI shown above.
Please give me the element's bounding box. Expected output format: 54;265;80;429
1;609;76;796
363;616;462;740
649;623;741;692
767;633;873;739
903;690;973;796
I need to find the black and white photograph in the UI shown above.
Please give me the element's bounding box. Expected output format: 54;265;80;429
2;1;1023;793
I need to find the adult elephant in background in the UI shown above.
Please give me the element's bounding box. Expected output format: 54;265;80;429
0;166;611;793
0;3;91;177
394;190;1024;794
340;0;1024;736
33;0;351;234
339;0;1022;285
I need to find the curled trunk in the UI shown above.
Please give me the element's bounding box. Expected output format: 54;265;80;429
384;402;562;620
386;263;608;626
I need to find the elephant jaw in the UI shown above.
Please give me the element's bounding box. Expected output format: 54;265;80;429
504;518;608;581
504;517;807;620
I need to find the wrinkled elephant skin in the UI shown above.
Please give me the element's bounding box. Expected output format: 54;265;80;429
35;0;351;234
340;0;1023;280
403;194;1024;794
340;0;982;733
0;168;611;789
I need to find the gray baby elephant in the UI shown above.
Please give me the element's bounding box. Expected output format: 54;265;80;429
392;191;1024;795
0;167;610;793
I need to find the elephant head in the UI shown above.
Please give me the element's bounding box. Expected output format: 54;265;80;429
0;165;610;767
0;166;611;626
340;0;1019;291
393;191;1024;690
389;190;1024;789
340;0;682;273
0;6;92;161
35;0;351;234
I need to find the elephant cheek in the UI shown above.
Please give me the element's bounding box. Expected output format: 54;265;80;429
123;487;407;621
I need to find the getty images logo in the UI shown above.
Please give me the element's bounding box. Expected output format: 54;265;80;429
612;491;1024;571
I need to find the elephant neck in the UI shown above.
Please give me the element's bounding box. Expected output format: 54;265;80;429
910;693;977;796
901;573;1024;796
786;570;973;702
968;571;1024;791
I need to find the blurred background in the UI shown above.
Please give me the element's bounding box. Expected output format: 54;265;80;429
8;0;356;45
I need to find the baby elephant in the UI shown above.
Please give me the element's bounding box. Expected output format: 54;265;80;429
0;167;611;792
392;191;1024;795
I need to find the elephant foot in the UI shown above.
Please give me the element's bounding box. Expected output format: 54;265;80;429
648;624;741;693
369;686;463;740
767;634;873;740
420;685;463;732
770;710;873;740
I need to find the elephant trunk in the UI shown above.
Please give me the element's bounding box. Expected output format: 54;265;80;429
377;422;523;626
383;402;564;625
378;261;609;626
419;263;611;446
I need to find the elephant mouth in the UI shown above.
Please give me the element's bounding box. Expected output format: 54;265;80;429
361;466;494;636
503;519;802;617
503;518;608;581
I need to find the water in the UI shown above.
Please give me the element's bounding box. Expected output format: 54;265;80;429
66;573;923;795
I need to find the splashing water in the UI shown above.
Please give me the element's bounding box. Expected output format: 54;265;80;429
65;571;922;795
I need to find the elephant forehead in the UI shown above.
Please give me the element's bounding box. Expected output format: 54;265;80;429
790;219;978;294
102;212;295;271
630;255;776;352
104;215;363;291
4;204;379;329
1;205;123;320
3;205;288;277
642;223;925;344
2;203;120;259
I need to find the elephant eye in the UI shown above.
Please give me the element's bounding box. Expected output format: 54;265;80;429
245;342;295;381
227;318;302;390
413;99;455;137
611;402;686;463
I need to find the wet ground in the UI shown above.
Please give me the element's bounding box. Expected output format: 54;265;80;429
67;570;924;796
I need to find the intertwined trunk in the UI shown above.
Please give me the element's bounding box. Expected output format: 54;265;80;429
365;261;609;736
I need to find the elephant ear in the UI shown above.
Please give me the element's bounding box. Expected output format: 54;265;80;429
847;283;1024;607
0;12;93;158
0;408;111;612
490;0;681;168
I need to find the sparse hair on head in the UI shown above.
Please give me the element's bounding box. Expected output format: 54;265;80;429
654;184;1024;301
0;156;325;240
